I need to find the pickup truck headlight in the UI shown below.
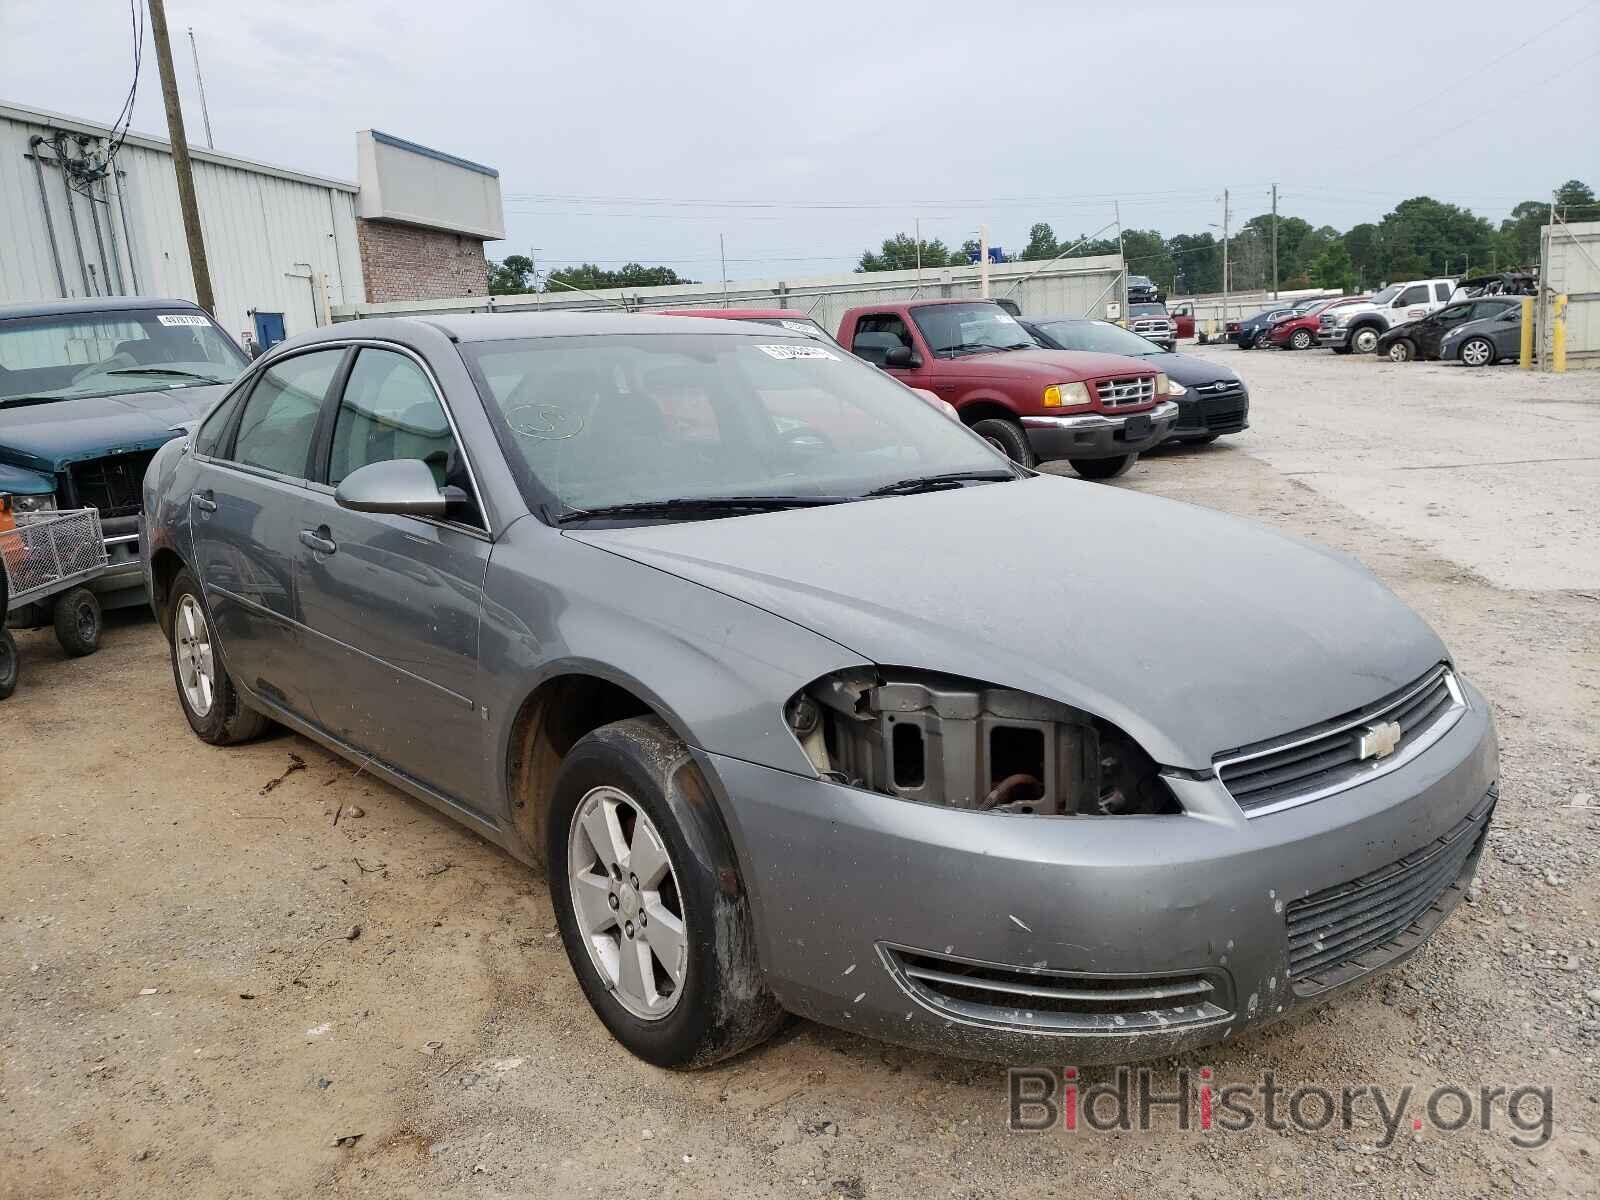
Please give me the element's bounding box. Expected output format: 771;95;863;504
1042;382;1091;407
1165;379;1188;396
1155;372;1171;396
788;669;1181;816
4;493;57;513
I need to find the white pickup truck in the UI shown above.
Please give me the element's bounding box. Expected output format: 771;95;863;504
1317;278;1457;354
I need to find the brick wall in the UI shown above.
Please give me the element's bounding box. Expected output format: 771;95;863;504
357;220;489;303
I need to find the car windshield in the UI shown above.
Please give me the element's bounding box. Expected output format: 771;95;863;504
1033;320;1159;357
1128;276;1153;288
0;308;246;403
461;332;1016;520
741;316;839;345
1369;285;1401;304
1129;304;1167;317
910;303;1037;357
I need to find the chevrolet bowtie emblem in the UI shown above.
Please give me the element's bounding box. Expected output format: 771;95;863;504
1358;721;1403;761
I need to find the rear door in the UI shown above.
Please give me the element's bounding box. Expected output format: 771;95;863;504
295;344;492;809
188;346;347;719
1421;301;1475;355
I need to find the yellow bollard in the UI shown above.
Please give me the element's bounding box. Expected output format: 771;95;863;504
1520;297;1534;369
1552;294;1567;373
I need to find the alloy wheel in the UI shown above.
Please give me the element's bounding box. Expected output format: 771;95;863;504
567;785;688;1019
1461;339;1493;366
174;594;216;717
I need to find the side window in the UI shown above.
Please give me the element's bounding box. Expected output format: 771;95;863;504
1435;283;1453;302
231;349;343;478
192;381;250;457
851;314;913;366
1438;303;1473;322
329;349;460;491
1476;301;1516;321
1395;285;1429;306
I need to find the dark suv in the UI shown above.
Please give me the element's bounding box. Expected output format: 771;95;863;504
1127;275;1161;304
1375;296;1524;362
0;298;247;606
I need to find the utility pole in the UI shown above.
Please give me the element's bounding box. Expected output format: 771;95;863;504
1115;201;1127;321
1270;183;1279;300
719;233;728;306
979;224;990;298
149;0;215;314
915;216;922;293
187;28;215;149
1221;188;1231;328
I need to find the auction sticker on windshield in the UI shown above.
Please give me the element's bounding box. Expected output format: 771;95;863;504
754;344;839;361
157;314;211;327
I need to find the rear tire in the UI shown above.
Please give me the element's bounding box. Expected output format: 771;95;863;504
1290;329;1314;350
0;629;17;700
1351;326;1380;354
970;418;1036;467
167;569;271;745
1068;453;1137;480
547;716;786;1068
1387;339;1415;362
1460;337;1496;367
52;587;101;657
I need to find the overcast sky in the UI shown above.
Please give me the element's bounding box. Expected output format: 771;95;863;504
4;1;1596;279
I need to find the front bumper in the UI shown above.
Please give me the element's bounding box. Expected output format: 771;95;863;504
1020;400;1180;461
703;678;1496;1064
1167;386;1250;441
1318;326;1351;347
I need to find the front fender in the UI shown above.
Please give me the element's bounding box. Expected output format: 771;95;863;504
0;461;56;498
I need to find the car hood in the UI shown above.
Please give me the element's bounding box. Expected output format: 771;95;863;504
566;476;1446;769
940;348;1155;384
0;384;224;473
1134;351;1241;388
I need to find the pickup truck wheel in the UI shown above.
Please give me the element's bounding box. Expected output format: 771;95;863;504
548;716;786;1068
970;418;1036;467
168;570;272;745
1068;453;1137;481
1290;329;1314;350
52;586;101;657
1387;339;1415;362
1351;326;1380;354
1460;337;1496;367
0;629;17;700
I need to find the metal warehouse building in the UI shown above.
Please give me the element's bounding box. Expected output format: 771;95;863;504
2;100;363;348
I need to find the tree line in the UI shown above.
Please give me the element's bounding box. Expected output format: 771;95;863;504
852;179;1596;293
488;256;693;296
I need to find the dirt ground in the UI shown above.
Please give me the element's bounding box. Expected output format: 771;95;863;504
3;346;1597;1199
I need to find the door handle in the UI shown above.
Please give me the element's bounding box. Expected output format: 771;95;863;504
192;490;217;513
299;528;338;555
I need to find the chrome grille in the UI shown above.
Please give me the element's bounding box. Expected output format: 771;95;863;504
1094;375;1156;407
882;945;1231;1033
1286;788;1493;995
1216;665;1464;815
1131;319;1170;334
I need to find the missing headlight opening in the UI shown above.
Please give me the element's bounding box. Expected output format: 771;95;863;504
796;670;1179;815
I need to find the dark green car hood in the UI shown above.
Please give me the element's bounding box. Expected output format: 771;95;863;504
0;384;225;474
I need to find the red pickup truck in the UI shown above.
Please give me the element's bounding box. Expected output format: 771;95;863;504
836;299;1179;479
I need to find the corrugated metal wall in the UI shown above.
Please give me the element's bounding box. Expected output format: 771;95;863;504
1;103;363;346
1541;219;1599;370
332;255;1128;335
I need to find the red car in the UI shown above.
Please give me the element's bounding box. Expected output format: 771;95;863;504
1268;296;1369;350
836;299;1178;479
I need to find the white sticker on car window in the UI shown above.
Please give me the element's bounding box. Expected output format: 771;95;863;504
753;344;839;361
157;314;210;327
779;320;823;338
991;312;1019;324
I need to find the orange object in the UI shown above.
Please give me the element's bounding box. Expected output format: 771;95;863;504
0;496;21;580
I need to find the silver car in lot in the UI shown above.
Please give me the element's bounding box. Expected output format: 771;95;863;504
1439;304;1525;366
141;314;1498;1067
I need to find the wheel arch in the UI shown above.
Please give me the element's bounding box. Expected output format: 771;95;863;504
149;546;188;639
956;396;1019;426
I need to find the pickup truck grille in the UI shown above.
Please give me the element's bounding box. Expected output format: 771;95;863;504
68;450;156;519
1215;665;1464;815
1095;375;1155;407
1131;319;1171;335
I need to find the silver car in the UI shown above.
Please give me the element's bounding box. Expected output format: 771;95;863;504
142;314;1498;1067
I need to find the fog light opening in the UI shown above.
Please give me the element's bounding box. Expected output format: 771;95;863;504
891;721;926;789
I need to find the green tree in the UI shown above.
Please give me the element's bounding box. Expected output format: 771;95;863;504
1165;232;1220;294
1120;228;1174;292
1497;201;1548;269
1310;241;1354;291
857;233;951;272
1556;179;1598;218
545;262;692;291
488;254;534;295
1344;223;1382;286
1372;196;1495;279
1020;222;1060;261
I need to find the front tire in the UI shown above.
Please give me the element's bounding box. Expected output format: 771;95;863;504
1387;339;1415;362
547;716;785;1068
0;629;17;700
52;586;101;657
167;569;271;745
1351;326;1380;354
1068;453;1137;480
1290;329;1314;350
970;418;1036;467
1460;337;1496;367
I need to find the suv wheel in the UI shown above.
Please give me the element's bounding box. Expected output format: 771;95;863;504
167;570;271;744
1290;329;1314;350
1068;453;1137;481
547;716;786;1068
1387;339;1415;362
0;629;17;700
970;418;1036;467
1351;326;1380;354
1460;337;1496;367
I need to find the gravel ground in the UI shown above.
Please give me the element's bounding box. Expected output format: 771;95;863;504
3;346;1597;1198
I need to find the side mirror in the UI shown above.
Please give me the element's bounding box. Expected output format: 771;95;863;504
884;345;923;369
335;458;448;517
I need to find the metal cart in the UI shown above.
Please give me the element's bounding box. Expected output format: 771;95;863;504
1;506;111;699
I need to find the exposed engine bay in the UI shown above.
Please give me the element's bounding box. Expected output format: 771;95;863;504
787;670;1180;815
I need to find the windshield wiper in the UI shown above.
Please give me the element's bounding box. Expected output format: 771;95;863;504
937;342;1008;357
0;393;70;408
863;470;1019;497
556;495;850;524
102;367;231;383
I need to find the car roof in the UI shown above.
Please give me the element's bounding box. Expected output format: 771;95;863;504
0;295;208;321
1022;315;1105;325
656;308;817;321
319;312;814;344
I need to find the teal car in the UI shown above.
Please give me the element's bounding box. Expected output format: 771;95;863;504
0;297;247;608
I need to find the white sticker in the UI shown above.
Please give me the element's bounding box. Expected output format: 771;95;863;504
157;313;210;327
991;312;1019;325
753;343;839;361
779;320;824;338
